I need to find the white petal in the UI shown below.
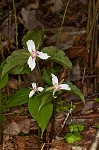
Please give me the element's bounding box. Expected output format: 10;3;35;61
28;56;32;67
29;90;35;98
32;83;37;89
38;87;44;92
59;84;71;91
53;89;57;98
37;51;50;59
26;40;35;53
51;74;58;86
27;56;36;71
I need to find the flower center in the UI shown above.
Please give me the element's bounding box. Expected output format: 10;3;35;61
31;50;37;58
54;83;61;91
33;87;37;92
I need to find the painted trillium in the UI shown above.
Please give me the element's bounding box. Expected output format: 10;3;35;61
26;40;50;71
51;74;71;98
29;83;44;98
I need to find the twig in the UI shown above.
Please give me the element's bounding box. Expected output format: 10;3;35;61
89;129;99;150
41;143;45;150
57;104;73;136
73;113;99;119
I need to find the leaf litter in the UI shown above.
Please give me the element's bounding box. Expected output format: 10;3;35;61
0;0;99;149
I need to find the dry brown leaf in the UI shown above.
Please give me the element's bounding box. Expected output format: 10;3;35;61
66;45;85;58
52;139;72;150
21;8;42;30
0;0;7;8
4;122;20;135
16;136;26;150
81;101;94;114
18;119;30;134
67;62;81;81
8;78;18;89
50;0;63;13
47;31;73;45
72;146;87;150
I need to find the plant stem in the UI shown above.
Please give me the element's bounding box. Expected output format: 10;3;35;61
0;90;3;147
37;61;47;147
12;0;18;50
0;33;4;59
57;0;71;43
36;61;43;86
49;98;58;149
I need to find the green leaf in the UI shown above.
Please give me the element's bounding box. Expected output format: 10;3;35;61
73;132;81;141
22;29;44;50
0;74;8;89
28;95;53;133
74;131;81;137
67;136;75;143
69;123;84;133
64;132;81;143
69;124;78;132
6;88;30;108
20;66;31;74
42;46;72;69
2;49;28;78
10;65;24;74
95;98;99;102
38;92;53;112
67;82;85;102
77;124;84;132
0;116;6;124
0;66;8;89
42;68;52;85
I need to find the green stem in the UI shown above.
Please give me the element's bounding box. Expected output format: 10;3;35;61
57;0;71;43
36;61;43;86
36;61;48;148
18;74;21;89
36;61;45;147
12;0;18;50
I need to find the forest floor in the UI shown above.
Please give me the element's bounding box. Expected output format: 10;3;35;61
0;0;99;150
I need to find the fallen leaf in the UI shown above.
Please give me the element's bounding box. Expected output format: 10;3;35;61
21;8;42;30
66;62;81;82
18;119;30;134
8;78;18;89
72;146;87;150
81;101;94;114
16;136;26;150
4;122;20;135
50;0;63;13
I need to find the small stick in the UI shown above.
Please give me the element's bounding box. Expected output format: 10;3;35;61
57;104;73;136
41;143;45;150
89;129;99;150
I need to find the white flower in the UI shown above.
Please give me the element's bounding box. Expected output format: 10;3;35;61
29;83;44;98
51;74;71;98
26;40;50;71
